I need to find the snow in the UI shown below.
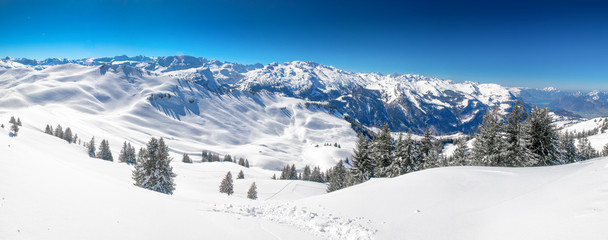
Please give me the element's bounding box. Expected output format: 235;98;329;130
3;123;608;239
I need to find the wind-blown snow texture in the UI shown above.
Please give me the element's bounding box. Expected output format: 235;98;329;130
1;55;521;135
2;124;608;240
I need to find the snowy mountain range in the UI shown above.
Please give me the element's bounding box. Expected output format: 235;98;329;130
1;55;529;135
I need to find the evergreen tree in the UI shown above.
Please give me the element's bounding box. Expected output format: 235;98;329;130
44;124;53;135
577;137;598;160
201;150;209;162
386;133;405;177
289;164;298;180
9;116;19;136
558;132;578;164
402;131;419;172
310;166;323;183
271;173;276;180
372;123;392;177
54;124;64;139
238;157;245;166
327;161;346;192
504;101;534;167
223;154;232;163
602;144;608;157
247;182;258;200
472;109;506;166
97;139;113;161
527;106;559;165
125;143;136;164
245;159;250;168
302;165;311;181
119;141;129;163
132;137;177;194
63;127;72;143
73;133;78;145
16;118;22;126
352;134;374;180
88;137;96;157
451;138;470;166
219;171;234;195
182;153;192;163
237;170;245;179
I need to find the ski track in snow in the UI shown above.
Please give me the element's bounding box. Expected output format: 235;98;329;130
212;203;377;240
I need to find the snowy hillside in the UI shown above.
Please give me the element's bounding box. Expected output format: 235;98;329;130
0;56;523;135
2;123;608;239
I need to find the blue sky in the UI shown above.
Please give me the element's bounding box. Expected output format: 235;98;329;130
0;0;606;90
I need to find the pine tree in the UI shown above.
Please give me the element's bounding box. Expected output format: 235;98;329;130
419;127;438;169
125;143;136;164
310;166;323;183
289;164;297;180
602;144;608;157
237;170;245;179
302;165;311;181
352;134;374;180
451;138;470;166
16;118;22;126
238;157;245;166
372;124;392;177
44;124;53;135
54;124;64;139
504;101;534;167
9;116;19;136
247;182;258;200
73;133;78;145
223;154;232;163
527;106;559;165
271;173;276;180
62;127;72;143
97;139;113;161
182;153;192;163
578;137;598;160
201;150;209;162
132;137;177;194
472;108;506;166
219;171;234;195
245;159;250;168
327;161;347;192
88;137;96;157
119;141;129;163
558;132;578;164
386;133;405;177
402;131;419;172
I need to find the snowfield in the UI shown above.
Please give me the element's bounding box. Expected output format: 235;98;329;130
2;124;608;239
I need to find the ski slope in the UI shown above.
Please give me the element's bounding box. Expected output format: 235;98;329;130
2;123;608;239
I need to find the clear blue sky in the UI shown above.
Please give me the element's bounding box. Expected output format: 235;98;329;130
0;0;606;90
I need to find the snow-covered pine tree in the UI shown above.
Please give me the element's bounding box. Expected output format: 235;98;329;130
219;171;234;195
63;127;73;143
132;137;177;194
247;182;257;200
327;161;346;192
527;106;559;165
97;139;113;161
87;137;96;157
577;137;598;160
402;131;419;172
558;132;578;164
182;153;192;163
289;164;297;180
238;158;245;166
271;173;276;180
352;134;374;180
9;116;19;136
602;144;608;157
73;133;78;145
472;108;506;166
372;124;392;177
451;138;470;166
201;150;209;162
223;154;232;163
245;159;250;168
16;118;21;126
237;170;245;179
386;133;405;177
418;127;436;169
54;124;64;139
504;101;534;167
310;166;323;183
302;165;311;181
119;142;129;162
44;124;53;135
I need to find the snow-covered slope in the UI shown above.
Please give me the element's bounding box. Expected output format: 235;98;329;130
0;64;356;170
0;56;521;135
3;124;608;240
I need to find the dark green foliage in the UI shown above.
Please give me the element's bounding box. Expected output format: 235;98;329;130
64;127;73;143
237;170;244;179
133;137;176;194
327;161;347;192
472;109;506;166
182;153;192;163
247;182;257;200
528;106;559;165
372;124;392;177
44;124;53;135
88;137;96;157
219;171;234;195
54;124;63;139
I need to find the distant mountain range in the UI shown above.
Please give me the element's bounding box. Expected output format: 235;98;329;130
2;55;603;134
